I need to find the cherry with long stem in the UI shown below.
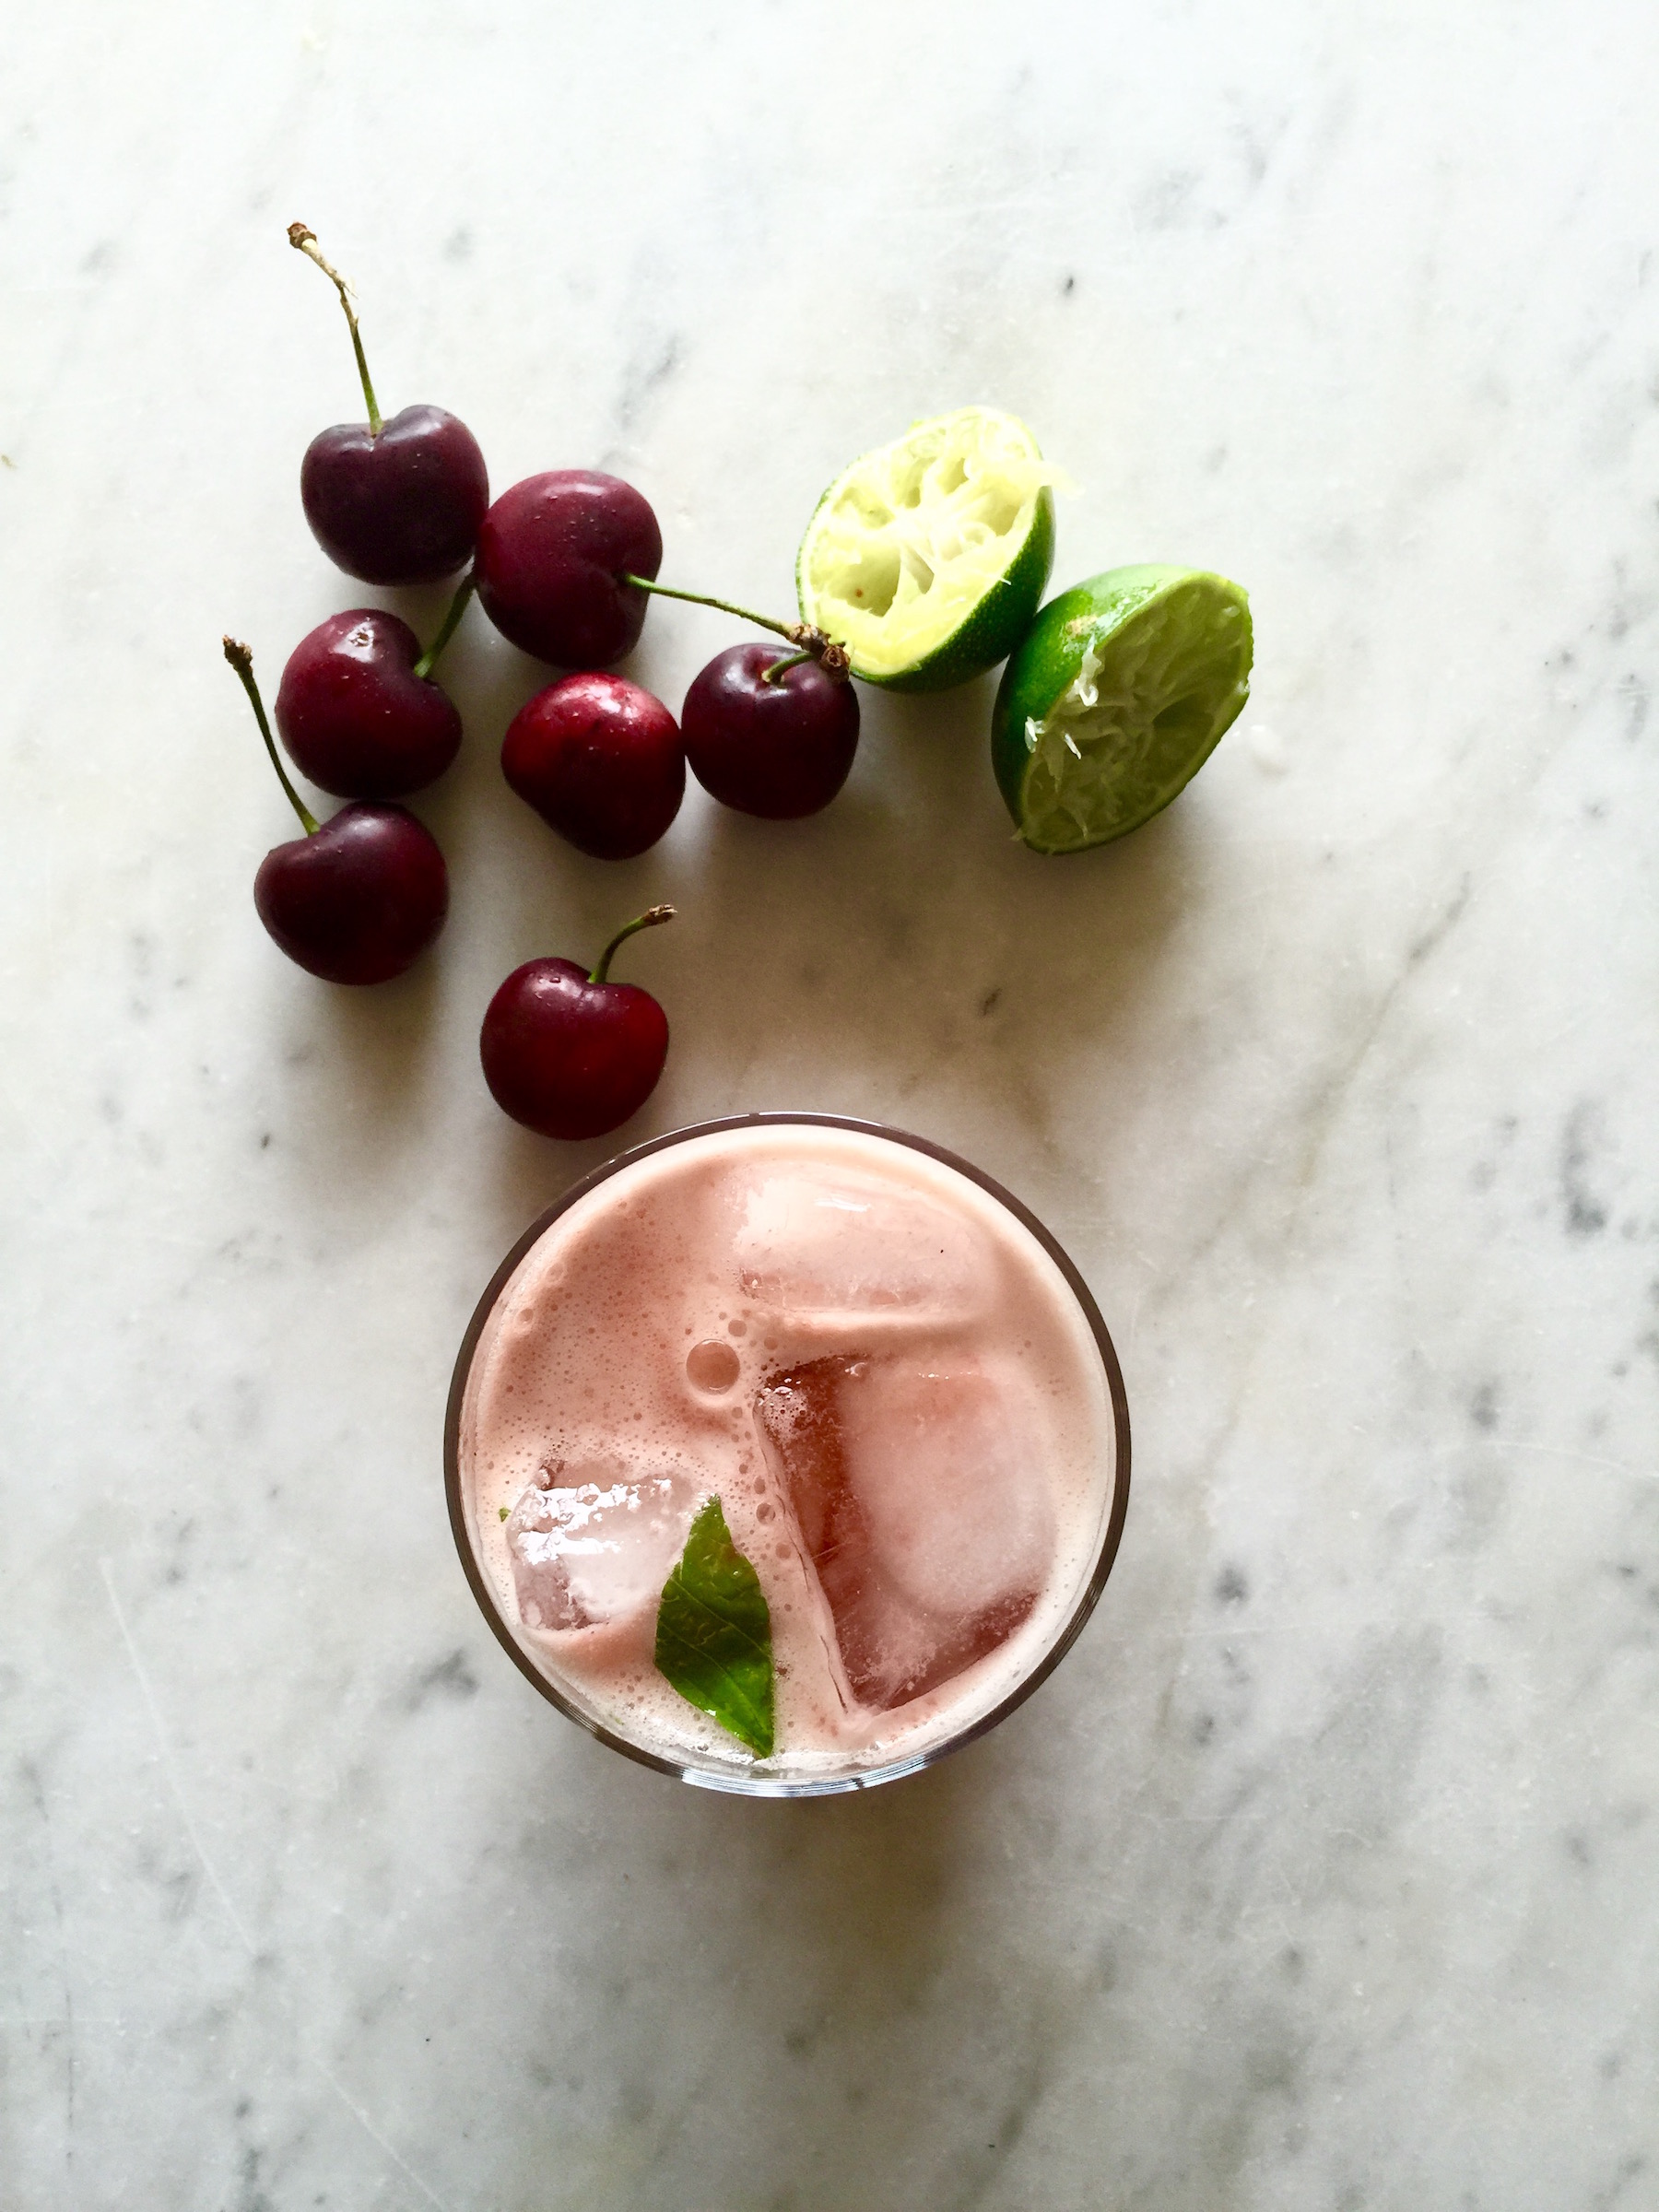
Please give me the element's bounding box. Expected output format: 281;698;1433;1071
226;638;448;983
624;578;861;818
289;222;488;586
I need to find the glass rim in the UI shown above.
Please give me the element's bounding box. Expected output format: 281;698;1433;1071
443;1111;1132;1797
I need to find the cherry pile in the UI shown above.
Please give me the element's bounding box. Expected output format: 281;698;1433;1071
229;227;865;1140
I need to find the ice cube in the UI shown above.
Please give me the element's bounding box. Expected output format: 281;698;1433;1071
734;1170;982;1318
756;1358;1053;1711
504;1461;700;1632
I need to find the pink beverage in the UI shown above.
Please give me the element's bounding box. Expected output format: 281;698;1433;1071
448;1117;1128;1794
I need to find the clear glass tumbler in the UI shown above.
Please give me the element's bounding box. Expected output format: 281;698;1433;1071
445;1113;1130;1796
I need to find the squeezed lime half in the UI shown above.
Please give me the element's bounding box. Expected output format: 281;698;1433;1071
796;406;1056;693
992;566;1253;853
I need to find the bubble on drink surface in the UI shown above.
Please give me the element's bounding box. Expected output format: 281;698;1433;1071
505;1462;700;1631
686;1338;741;1392
756;1357;1053;1711
735;1171;983;1317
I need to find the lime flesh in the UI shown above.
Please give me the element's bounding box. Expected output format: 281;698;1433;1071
992;566;1253;853
796;406;1056;693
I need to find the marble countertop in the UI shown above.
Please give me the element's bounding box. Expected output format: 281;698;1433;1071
5;3;1657;2206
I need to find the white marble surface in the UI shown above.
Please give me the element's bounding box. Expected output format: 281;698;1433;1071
5;2;1658;2204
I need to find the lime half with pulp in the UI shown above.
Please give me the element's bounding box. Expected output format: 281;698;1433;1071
796;406;1056;693
993;565;1253;853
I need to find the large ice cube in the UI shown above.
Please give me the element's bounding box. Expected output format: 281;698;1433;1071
734;1170;982;1318
505;1462;700;1632
756;1357;1053;1711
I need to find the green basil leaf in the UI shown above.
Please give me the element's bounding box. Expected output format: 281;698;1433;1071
653;1495;774;1759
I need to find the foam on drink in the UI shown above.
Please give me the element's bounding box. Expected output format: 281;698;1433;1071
456;1124;1119;1780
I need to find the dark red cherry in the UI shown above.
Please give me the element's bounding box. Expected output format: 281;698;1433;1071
682;641;860;818
480;906;674;1140
289;225;487;585
256;803;448;984
226;639;447;984
276;606;462;798
475;471;661;667
301;406;488;586
501;674;684;859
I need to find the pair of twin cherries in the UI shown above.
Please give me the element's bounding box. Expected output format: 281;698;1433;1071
230;228;860;1140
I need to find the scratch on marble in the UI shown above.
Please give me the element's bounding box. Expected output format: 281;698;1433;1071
100;1559;457;2212
22;1760;76;2194
1149;867;1476;1304
312;2061;456;2212
1488;1440;1654;1484
1125;1281;1146;1358
99;1556;255;1954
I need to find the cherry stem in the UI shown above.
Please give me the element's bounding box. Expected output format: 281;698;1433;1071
621;575;796;641
589;903;676;986
288;222;382;436
412;570;476;680
761;649;813;686
619;575;853;681
223;638;319;836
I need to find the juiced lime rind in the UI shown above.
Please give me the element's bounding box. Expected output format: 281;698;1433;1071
993;565;1253;854
874;488;1054;696
796;407;1058;693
